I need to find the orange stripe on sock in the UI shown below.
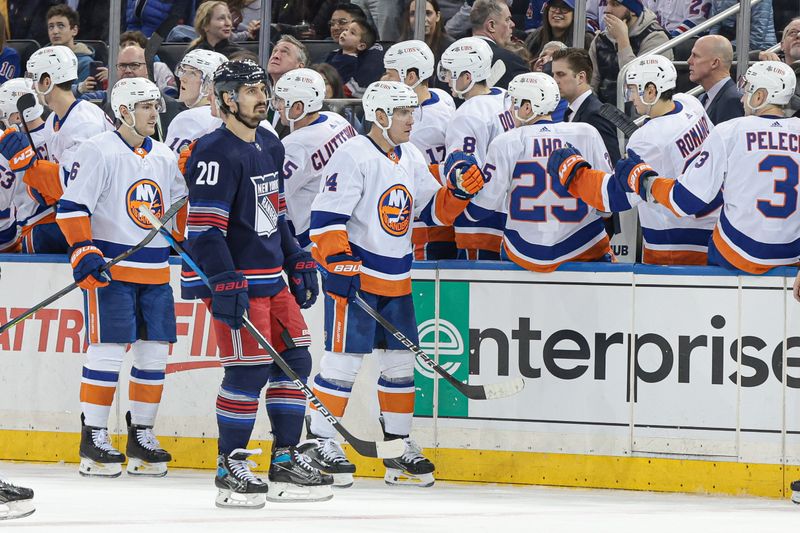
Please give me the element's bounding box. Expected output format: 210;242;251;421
80;383;116;406
129;382;164;403
643;247;707;266
378;390;415;413
309;387;349;417
87;289;100;344
332;296;347;353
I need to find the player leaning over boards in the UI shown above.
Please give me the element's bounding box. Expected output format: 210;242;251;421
305;81;486;488
467;72;615;272
551;61;799;275
0;46;113;254
53;78;188;478
180;60;331;508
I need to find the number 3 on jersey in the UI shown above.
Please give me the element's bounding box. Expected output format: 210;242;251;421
196;161;219;186
756;155;799;219
510;161;588;223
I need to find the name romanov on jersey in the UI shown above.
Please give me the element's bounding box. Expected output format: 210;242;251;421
675;116;711;159
311;124;358;171
746;130;800;153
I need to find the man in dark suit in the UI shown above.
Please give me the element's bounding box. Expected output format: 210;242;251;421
688;35;743;124
551;48;621;164
469;0;530;88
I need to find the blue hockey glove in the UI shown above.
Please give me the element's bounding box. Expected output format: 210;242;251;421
323;254;361;300
0;129;35;172
209;271;249;330
444;151;485;200
614;148;657;201
69;240;111;290
547;144;591;189
284;251;319;309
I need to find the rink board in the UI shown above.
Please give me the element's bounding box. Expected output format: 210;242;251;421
1;255;800;499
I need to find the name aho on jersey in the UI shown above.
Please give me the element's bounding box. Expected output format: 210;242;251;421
126;179;164;228
379;184;412;236
250;172;280;237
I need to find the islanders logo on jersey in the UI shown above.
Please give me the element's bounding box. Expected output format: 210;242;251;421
378;185;412;236
126;179;164;228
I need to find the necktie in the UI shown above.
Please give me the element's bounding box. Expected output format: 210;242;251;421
564;107;573;122
699;93;709;107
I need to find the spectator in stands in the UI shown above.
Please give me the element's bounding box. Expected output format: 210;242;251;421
525;0;593;60
551;47;621;163
523;0;548;32
312;63;345;98
187;1;243;57
46;4;98;84
126;0;195;38
688;35;743;124
0;13;20;84
401;0;456;65
308;0;342;40
78;45;184;141
8;0;61;44
708;0;776;52
352;0;405;42
470;0;530;88
325;3;368;42
119;30;178;98
532;39;566;72
230;0;262;42
325;20;384;97
588;0;672;104
759;18;800;117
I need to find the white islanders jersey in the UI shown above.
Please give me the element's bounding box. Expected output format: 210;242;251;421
411;88;456;165
282;112;357;249
45;100;114;174
57;131;188;284
652;115;800;274
474;120;613;272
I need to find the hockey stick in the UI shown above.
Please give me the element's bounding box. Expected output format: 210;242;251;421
597;103;640;138
0;197;187;335
15;94;40;160
139;205;405;460
349;292;525;400
487;60;507;88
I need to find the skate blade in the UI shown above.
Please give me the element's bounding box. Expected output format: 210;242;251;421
215;489;266;509
332;473;354;488
384;468;435;488
0;500;35;520
127;458;168;477
79;458;122;478
266;482;333;502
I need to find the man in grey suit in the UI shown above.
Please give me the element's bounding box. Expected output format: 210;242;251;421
688;35;743;125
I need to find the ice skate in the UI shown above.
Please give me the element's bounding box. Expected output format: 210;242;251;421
383;437;435;487
215;448;269;509
125;412;172;477
298;417;356;488
79;415;125;478
267;446;334;502
791;480;800;505
0;477;34;520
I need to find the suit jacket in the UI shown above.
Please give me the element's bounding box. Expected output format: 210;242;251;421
572;92;622;165
480;37;530;90
704;78;744;125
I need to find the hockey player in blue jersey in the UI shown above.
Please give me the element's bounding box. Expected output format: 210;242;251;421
180;60;332;508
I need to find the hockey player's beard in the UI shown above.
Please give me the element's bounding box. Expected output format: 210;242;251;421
236;105;267;129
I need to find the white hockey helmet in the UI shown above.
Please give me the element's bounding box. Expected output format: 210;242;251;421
438;37;493;98
624;54;676;104
384;40;435;89
738;61;796;110
272;68;326;132
0;78;44;124
26;46;79;95
507;72;560;122
176;50;227;107
362;81;418;146
110;77;163;134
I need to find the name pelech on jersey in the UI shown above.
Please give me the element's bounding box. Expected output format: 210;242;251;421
181;126;292;299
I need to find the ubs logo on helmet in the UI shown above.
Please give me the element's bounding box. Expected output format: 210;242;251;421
126;179;164;228
378;184;412;236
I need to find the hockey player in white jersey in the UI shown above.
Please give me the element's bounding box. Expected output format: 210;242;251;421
554;61;800;275
468;72;614;272
0;46;112;253
440;37;515;259
165;49;228;155
273;68;357;251
307;81;485;487
384;40;459;260
54;77;188;478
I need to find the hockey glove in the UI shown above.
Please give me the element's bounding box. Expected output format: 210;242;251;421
444;151;485;200
614;149;657;201
547;145;591;189
323;254;361;300
284;251;319;309
209;271;249;330
178;140;196;176
0;129;35;172
69;241;111;290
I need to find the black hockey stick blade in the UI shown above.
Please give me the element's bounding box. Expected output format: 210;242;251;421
353;294;525;400
139;205;405;460
0;197;186;336
15;93;40;157
598;103;640;138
